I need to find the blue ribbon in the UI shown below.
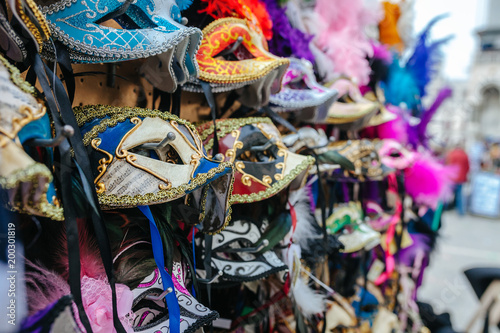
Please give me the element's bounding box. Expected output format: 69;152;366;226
138;206;180;333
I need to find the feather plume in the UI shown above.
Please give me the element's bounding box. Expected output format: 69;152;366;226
25;260;71;315
176;0;193;11
292;277;326;317
288;187;319;249
415;87;452;148
55;218;105;281
404;152;455;209
313;0;382;84
262;0;314;61
199;0;273;39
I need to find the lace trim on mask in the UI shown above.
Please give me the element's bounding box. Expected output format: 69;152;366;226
230;156;314;204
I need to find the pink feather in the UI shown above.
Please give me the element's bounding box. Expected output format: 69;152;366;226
25;260;71;315
55;219;106;281
404;152;455;209
313;0;382;84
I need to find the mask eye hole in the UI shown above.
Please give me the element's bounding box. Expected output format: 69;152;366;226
129;144;184;164
237;149;275;163
389;149;402;158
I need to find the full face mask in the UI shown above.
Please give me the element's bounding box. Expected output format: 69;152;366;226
75;105;234;234
0;55;63;220
197;117;314;204
132;262;219;333
38;0;202;92
269;58;338;123
184;18;289;108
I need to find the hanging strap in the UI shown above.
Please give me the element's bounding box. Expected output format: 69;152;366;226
200;81;219;155
260;105;297;134
31;52;126;333
138;206;181;333
171;87;182;116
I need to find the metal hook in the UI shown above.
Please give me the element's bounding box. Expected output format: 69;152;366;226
249;138;276;152
139;132;176;150
27;125;74;147
144;287;173;301
198;270;223;284
223;239;269;253
215;36;244;57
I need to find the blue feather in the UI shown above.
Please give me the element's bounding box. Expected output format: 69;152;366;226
176;0;193;11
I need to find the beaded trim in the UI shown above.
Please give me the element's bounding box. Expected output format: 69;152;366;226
40;17;201;63
0;13;27;60
74;105;200;146
197;117;274;153
99;162;233;209
0;162;63;221
231;156;315;204
0;54;35;95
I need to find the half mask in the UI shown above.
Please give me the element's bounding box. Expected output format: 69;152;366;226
197;117;314;204
38;0;202;92
0;55;63;220
76;105;234;233
185;18;289;108
269;58;338;123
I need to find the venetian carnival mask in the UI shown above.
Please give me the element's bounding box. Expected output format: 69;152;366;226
377;139;416;170
269;58;338;123
316;139;387;181
197;117;314;204
0;55;63;220
132;262;219;333
195;214;289;284
185;18;289;108
76;105;234;233
37;0;201;92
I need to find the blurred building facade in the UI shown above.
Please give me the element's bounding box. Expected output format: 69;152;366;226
466;0;500;142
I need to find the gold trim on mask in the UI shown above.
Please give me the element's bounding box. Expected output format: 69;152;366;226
75;105;201;146
199;117;274;152
0;162;63;221
114;117;174;189
13;0;51;50
235;161;271;188
231;156;315;204
0;105;46;140
0;55;36;95
97;161;233;210
90;138;114;194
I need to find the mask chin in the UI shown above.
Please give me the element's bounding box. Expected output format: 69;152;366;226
188;171;234;234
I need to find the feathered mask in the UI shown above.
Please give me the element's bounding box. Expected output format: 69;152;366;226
199;0;273;39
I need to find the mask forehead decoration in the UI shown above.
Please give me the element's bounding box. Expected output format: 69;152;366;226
76;105;234;233
185;18;289;108
38;0;201;91
0;55;63;220
270;58;338;123
197;118;314;204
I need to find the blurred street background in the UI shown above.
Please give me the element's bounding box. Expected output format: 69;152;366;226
420;210;500;332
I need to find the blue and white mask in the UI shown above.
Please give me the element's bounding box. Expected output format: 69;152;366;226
39;0;201;91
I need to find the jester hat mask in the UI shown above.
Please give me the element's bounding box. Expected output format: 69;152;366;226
184;18;289;108
38;0;202;92
197;117;314;204
0;55;63;220
269;58;338;123
75;105;234;234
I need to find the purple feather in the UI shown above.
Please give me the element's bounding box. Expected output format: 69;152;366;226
396;233;432;268
407;14;453;98
262;0;315;62
416;87;453;148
